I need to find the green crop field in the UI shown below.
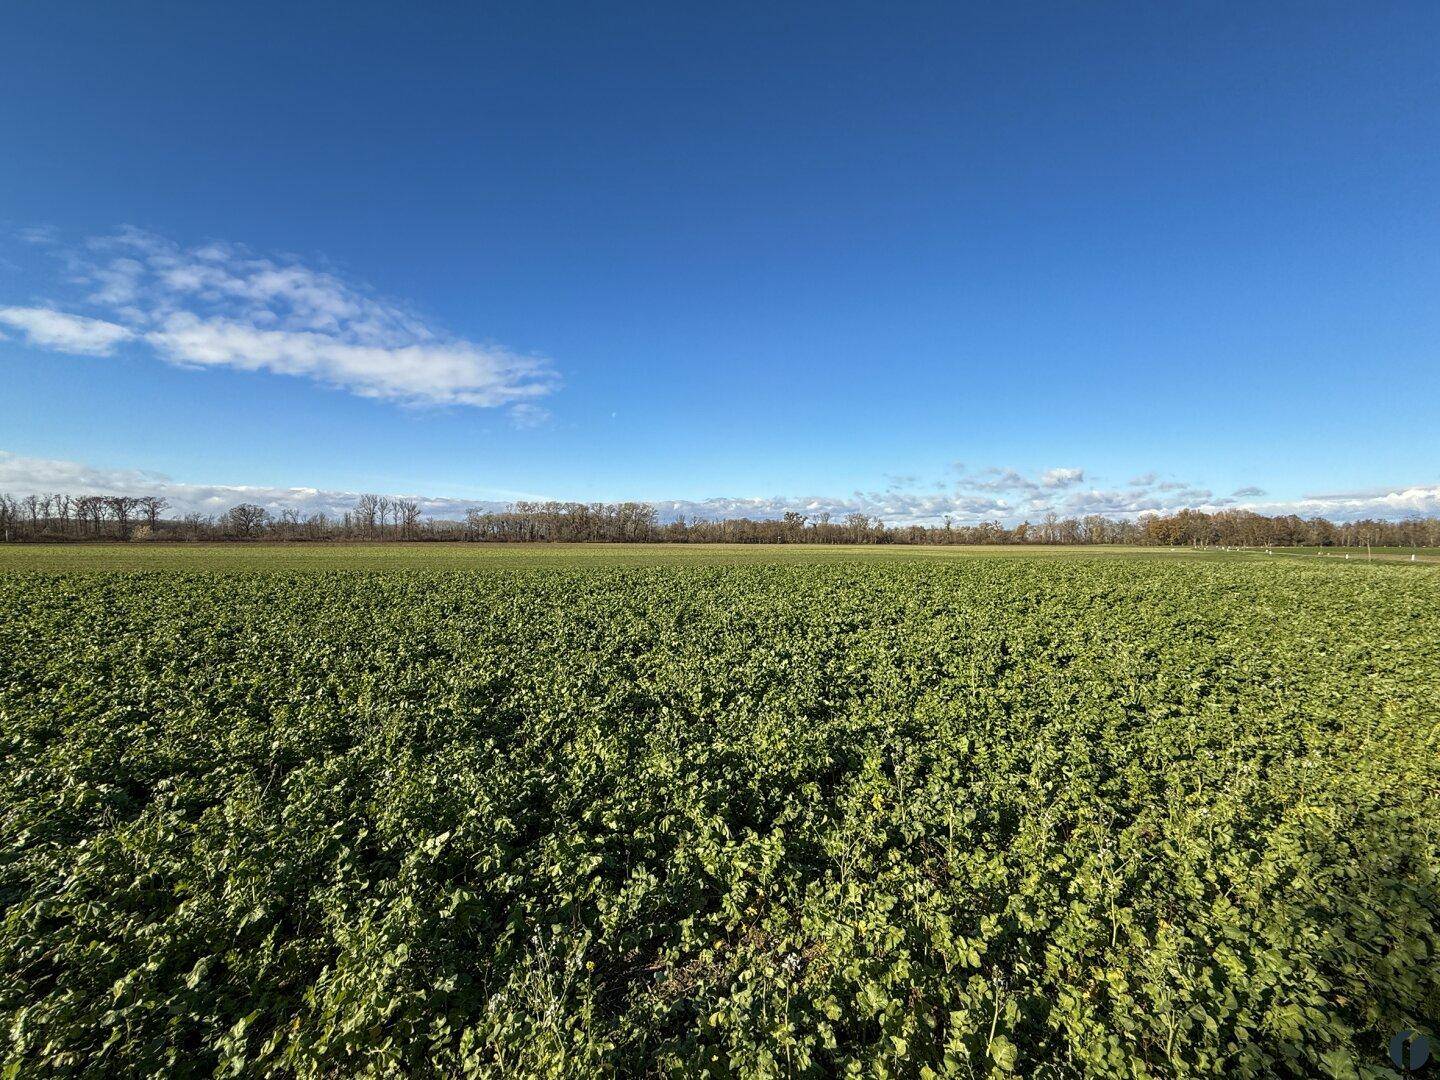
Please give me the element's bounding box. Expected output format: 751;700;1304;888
0;541;1209;572
1262;546;1440;560
2;549;1438;1077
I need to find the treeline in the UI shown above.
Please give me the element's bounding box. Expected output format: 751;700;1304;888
3;492;1438;548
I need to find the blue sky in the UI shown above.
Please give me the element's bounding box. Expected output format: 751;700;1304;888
2;2;1438;523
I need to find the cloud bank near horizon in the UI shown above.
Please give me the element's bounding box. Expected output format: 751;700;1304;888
0;228;558;418
2;451;1437;527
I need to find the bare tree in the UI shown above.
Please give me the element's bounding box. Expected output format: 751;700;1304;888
395;498;422;539
222;503;269;538
104;496;140;538
138;496;170;531
355;494;380;537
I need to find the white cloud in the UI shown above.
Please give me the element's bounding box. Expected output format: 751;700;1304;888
0;307;134;356
956;466;1083;494
145;313;553;408
16;225;57;245
85;257;145;307
1039;467;1084;489
663;475;1440;527
507;403;551;429
3;229;560;410
1265;486;1440;518
656;491;1015;525
962;467;1035;493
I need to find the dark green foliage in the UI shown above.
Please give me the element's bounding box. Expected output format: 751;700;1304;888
1;560;1437;1077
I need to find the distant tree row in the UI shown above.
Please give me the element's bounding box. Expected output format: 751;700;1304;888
0;494;172;539
2;492;1437;549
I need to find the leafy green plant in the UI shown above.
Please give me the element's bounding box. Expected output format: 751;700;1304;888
1;558;1436;1076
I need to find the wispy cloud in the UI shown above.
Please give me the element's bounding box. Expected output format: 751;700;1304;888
16;225;58;246
507;402;551;429
0;228;560;410
0;306;134;356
